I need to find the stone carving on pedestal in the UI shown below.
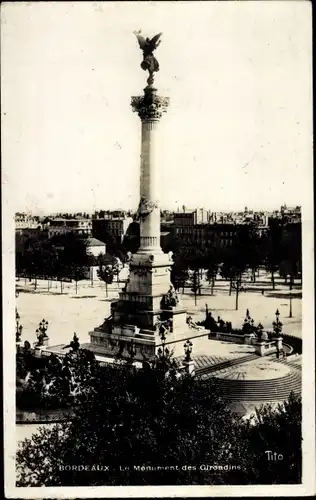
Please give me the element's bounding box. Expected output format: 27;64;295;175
133;266;152;277
161;285;179;310
155;315;173;336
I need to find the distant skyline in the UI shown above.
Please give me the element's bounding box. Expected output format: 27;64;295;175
17;202;301;218
2;2;312;215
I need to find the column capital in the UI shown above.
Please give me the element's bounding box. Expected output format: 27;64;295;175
131;87;169;122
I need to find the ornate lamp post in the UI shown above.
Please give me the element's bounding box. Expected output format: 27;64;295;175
289;276;293;318
243;310;255;334
36;318;49;346
272;309;284;358
184;339;193;362
156;316;171;357
182;339;195;376
16;309;23;343
272;309;283;336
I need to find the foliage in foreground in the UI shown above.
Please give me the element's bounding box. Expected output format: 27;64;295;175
16;347;100;410
16;358;302;486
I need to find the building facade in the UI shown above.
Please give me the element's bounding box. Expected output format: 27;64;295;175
47;218;92;238
15;213;41;231
92;216;133;246
174;222;242;248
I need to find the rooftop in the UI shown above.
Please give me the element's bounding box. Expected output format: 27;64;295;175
86;237;106;247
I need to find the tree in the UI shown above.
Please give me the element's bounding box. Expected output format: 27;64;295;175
265;219;283;289
244;392;301;484
241;225;264;283
16;360;302;486
205;248;220;295
97;257;115;297
220;248;247;310
112;256;123;285
16;365;249;486
170;264;189;293
190;268;200;306
16;343;100;411
50;233;89;294
22;240;44;290
183;244;208;303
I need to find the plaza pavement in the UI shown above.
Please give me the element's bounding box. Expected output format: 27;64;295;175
15;276;302;351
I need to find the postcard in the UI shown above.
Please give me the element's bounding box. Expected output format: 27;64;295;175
2;1;315;497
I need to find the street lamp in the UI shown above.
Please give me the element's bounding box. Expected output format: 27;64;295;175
156;317;171;357
16;309;23;343
38;319;49;336
272;309;283;336
289;276;293;318
36;319;49;345
184;339;193;362
243;310;255;333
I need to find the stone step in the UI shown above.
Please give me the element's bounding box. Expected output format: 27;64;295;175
210;375;301;387
215;380;301;392
211;371;301;401
219;390;301;401
269;356;302;371
217;391;301;402
196;354;257;376
211;372;301;387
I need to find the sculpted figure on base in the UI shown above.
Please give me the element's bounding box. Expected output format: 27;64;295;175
135;196;158;220
161;285;179;309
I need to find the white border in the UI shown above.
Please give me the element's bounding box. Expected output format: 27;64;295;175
2;0;315;497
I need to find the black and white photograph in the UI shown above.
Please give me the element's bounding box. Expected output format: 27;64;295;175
1;1;315;497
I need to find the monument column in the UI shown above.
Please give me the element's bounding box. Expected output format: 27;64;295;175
131;86;169;254
87;32;189;361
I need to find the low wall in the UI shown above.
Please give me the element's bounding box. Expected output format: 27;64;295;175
214;331;258;345
260;341;277;355
215;332;245;344
282;333;302;354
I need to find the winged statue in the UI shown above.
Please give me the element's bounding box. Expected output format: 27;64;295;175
133;30;163;84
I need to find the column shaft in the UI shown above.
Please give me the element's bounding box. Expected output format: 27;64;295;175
139;120;160;251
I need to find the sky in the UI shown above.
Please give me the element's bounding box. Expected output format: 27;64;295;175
1;1;313;214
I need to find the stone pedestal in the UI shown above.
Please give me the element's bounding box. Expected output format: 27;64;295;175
273;336;283;350
34;345;48;358
244;333;256;345
255;341;267;357
182;360;195;376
